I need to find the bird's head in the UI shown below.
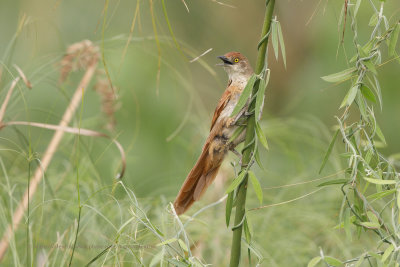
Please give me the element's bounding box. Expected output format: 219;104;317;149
217;52;253;81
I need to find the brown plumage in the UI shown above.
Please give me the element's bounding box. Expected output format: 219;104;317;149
173;52;254;215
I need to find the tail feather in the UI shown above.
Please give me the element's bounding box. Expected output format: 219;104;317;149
173;146;223;215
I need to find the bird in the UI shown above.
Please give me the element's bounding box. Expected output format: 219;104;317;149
173;51;254;215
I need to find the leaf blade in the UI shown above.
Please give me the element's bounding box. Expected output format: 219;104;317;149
321;67;357;83
248;171;263;204
230;74;257;117
319;129;339;173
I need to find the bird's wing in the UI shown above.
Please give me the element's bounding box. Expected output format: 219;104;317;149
210;86;234;130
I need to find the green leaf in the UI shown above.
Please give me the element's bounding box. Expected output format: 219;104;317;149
277;21;286;68
366;211;379;224
382;244;394;263
319;129;339;173
355;253;366;267
356;91;368;119
255;78;265;122
225;171;247;194
363;59;377;75
226;191;234;227
371;75;383;109
360;85;376;103
178;239;188;252
254;147;265;170
368;189;396;200
340;85;358;108
375;123;386;144
360;221;380;229
321;67;357;83
389;23;400;56
248;171;263;204
397;190;400;211
255;121;269;150
271;21;279;60
364;177;396;185
334;215;356;229
167;259;188;267
230;74;257;117
324;256;342;266
317;179;348;187
255;71;270;121
157;238;177;246
243;217;252;243
307;257;321;267
369;13;378;26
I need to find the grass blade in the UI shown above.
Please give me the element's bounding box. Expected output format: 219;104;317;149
389;22;400;56
255;121;269;150
230;74;257;117
225;171;247;194
226;192;234;227
248;171;263;204
319;129;339;173
277;21;286;68
321;67;357;83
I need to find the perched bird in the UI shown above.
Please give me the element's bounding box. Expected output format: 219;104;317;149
173;52;254;215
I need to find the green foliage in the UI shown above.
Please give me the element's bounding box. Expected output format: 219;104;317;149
317;0;400;265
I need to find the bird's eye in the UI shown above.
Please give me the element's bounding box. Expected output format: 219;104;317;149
234;58;239;63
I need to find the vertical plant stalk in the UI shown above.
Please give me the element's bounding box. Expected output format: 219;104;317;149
0;59;98;262
229;0;275;266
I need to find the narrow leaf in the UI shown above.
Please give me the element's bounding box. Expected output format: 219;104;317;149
248;171;263;204
230;74;257;117
375;123;386;144
324;256;342;266
255;121;269;150
369;13;378;26
255;71;270;121
355;253;366;267
277;22;286;68
226;192;234;226
382;244;394;263
178;239;188;252
157;238;177;246
271;21;279;60
243;218;252;243
389;23;400;56
360;85;376;103
319;129;339;173
368;189;396;200
340;85;358;108
254;147;265;170
225;171;247;194
321;67;357;83
364;177;396;185
360;221;380;229
307;257;321;267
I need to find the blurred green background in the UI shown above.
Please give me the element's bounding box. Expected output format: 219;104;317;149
0;0;399;266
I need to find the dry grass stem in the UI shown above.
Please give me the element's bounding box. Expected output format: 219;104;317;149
0;40;99;261
0;77;20;124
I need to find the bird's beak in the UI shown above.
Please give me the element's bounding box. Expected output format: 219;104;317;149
217;56;233;66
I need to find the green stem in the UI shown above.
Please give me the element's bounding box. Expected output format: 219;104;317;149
229;0;275;266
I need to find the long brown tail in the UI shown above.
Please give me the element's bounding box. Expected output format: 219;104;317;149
173;145;223;215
